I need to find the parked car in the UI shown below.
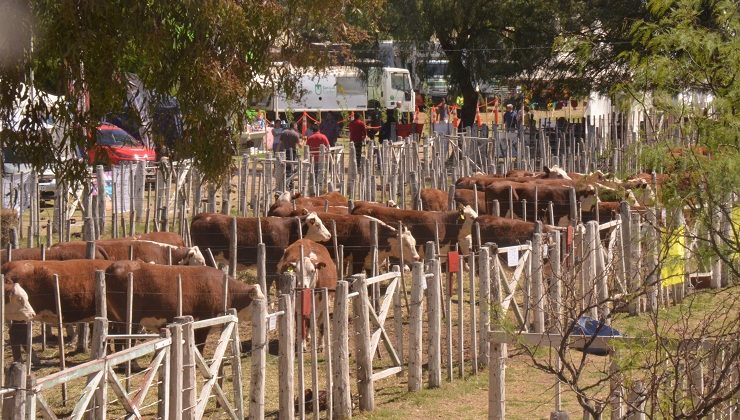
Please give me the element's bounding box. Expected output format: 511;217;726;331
87;124;156;167
2;149;57;200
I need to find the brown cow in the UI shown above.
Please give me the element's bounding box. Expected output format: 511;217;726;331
268;201;349;217
51;240;205;265
352;203;478;257
420;188;448;211
475;216;554;248
420;188;487;214
276;239;337;350
278;209;420;275
480;181;597;226
272;191;348;210
132;232;186;247
1;245;109;264
2;259;114;361
104;261;262;347
190;212;331;273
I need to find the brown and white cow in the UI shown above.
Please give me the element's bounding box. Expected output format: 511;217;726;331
268;201;349;217
276;239;337;350
2;259;114;361
1;245;109;264
420;187;488;214
480;181;597;226
474;216;555;248
132;232;186;247
51;240;205;266
190;212;331;271
104;261;263;347
272;191;348;210
352;203;478;257
279;210;420;275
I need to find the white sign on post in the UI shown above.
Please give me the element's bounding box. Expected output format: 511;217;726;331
268;315;277;332
507;249;519;267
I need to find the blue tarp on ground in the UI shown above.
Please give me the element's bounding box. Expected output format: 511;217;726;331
569;316;622;356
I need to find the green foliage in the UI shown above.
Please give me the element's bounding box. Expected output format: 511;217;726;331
0;0;383;183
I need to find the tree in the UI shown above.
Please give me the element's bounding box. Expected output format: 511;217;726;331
383;0;569;126
0;0;382;183
502;1;739;417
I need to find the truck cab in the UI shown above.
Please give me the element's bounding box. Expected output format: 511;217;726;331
367;67;415;113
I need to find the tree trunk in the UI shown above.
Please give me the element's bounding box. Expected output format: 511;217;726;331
439;38;479;128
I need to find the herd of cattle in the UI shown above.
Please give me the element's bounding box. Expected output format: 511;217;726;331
1;165;660;361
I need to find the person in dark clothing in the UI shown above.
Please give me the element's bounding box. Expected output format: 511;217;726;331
379;108;397;143
319;112;341;147
279;123;301;180
503;103;518;131
348;113;367;168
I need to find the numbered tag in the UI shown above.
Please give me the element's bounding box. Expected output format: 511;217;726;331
268;315;277;332
507;249;519;267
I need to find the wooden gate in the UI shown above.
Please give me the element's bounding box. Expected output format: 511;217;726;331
351;268;404;411
171;309;243;420
23;318;171;420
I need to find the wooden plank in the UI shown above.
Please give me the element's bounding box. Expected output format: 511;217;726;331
131;346;167;408
371;366;403;382
368;278;397;356
106;366;142;419
35;393;60;420
488;331;633;351
365;271;399;286
69;370;103;420
191;314;237;330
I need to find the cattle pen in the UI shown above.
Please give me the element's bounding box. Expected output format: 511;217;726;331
0;114;737;419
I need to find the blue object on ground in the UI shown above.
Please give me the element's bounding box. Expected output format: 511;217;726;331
569;316;622;356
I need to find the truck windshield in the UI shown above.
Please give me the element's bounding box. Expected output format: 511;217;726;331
391;73;410;92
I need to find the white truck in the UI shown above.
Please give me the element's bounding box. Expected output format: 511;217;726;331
260;66;416;114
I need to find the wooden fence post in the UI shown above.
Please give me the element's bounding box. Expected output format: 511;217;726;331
176;316;196;420
3;363;26;420
332;281;351;418
532;230;545;332
278;294;295;420
408;262;425;392
168;321;183;420
645;211;659;312
352;274;374;411
249;297;267;420
95;270;106;318
478;247;490;370
229;216;237;278
90;317;108;420
428;258;442;388
584;221;598;319
629;213;642;315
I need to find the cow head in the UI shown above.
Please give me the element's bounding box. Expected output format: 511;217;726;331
4;282;35;321
178;246;206;266
580;185;599;213
386;225;420;263
274;191;293;203
236;284;265;323
281;252;325;289
304;212;332;242
544;165;572;180
457;205;478;233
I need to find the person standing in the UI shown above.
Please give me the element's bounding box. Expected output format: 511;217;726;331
306;123;330;188
503;103;518;131
279;122;301;181
319;112;341;147
348;113;367;168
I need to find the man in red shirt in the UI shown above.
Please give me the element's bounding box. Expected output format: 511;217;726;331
306;123;330;190
348;113;367;168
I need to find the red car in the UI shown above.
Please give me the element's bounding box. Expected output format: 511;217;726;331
87;124;156;166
